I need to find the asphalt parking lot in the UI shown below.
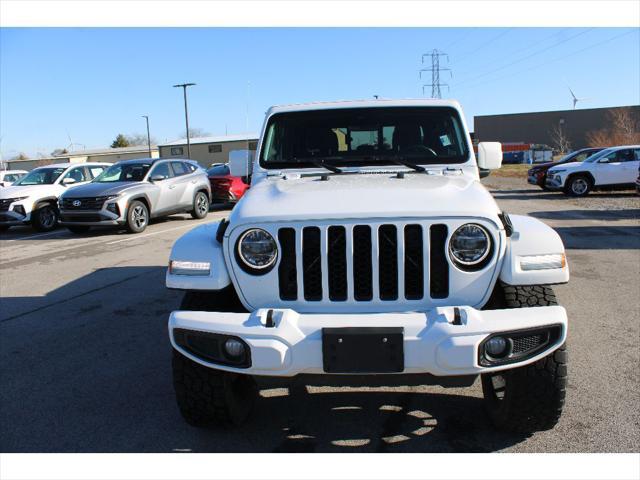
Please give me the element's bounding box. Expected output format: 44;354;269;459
1;181;639;453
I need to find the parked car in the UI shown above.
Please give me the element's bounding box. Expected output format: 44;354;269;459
166;98;570;433
636;165;640;195
546;145;640;196
0;162;109;232
527;148;603;190
59;158;211;234
0;170;28;188
207;163;250;204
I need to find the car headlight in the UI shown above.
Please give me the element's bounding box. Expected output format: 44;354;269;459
449;223;492;268
550;169;565;174
236;228;278;273
9;196;28;203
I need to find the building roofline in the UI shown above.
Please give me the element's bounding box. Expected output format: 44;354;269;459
474;105;640;119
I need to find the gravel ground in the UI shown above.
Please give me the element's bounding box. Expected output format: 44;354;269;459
1;179;639;453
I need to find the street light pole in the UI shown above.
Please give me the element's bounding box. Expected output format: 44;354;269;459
142;115;152;157
173;83;196;158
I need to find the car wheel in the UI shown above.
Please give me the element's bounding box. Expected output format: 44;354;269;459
481;284;567;433
191;191;209;219
565;174;592;197
67;225;91;234
31;203;59;232
126;200;149;233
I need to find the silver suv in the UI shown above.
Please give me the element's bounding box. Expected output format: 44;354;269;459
59;158;211;234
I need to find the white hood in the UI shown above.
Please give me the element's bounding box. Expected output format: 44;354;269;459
0;184;63;200
548;161;585;173
230;172;501;225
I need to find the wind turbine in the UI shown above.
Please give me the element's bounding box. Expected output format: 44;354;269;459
568;86;590;110
65;131;85;152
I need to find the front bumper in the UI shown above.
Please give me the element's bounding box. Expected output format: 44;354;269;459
169;305;567;377
545;175;564;190
59;209;123;226
0;208;30;225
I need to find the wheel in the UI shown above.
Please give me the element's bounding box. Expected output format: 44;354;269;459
564;174;592;197
191;191;209;219
31;203;59;232
481;284;567;433
66;225;90;234
126;200;149;233
172;349;258;427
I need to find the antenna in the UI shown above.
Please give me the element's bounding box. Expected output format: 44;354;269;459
420;49;452;99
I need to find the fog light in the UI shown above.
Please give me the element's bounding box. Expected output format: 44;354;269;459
169;260;210;276
485;336;509;358
13;205;26;216
224;338;246;358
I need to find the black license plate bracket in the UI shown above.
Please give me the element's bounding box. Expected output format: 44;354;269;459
322;327;404;373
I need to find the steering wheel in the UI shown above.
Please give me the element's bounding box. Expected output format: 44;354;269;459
404;145;438;157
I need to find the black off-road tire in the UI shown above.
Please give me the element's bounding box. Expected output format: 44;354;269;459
31;202;59;232
191;191;209;219
481;284;567;433
126;200;149;234
66;225;91;234
172;349;258;427
564;174;592;197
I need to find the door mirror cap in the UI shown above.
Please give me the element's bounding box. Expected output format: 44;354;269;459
229;149;254;178
477;142;503;170
150;174;166;182
62;177;77;185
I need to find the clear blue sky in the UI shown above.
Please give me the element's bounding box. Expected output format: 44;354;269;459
1;27;638;158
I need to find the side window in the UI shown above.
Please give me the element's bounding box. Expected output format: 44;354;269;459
87;166;106;179
150;162;173;180
171;161;188;176
170;147;184;156
634;149;640;161
617;149;635;162
63;167;87;183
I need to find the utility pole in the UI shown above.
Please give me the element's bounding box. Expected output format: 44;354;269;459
141;115;152;157
420;50;451;99
173;83;196;158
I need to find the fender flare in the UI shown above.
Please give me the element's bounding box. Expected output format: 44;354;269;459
166;220;231;291
565;170;595;187
499;214;569;285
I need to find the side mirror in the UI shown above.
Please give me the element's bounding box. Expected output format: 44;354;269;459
150;174;166;182
477;142;503;170
229;149;254;178
62;177;77;185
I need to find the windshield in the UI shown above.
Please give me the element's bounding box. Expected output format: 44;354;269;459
583;148;615;163
14;167;66;185
93;163;151;182
260;107;470;169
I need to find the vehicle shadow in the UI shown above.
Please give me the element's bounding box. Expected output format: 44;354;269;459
531;209;640;221
0;266;530;453
555;225;640;250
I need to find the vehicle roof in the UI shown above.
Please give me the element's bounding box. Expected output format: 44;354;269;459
266;98;462;115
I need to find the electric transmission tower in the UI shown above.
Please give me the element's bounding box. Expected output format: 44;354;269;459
420;49;451;98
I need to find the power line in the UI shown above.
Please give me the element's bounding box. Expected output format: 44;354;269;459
449;28;514;66
455;28;637;92
420;49;451;98
453;28;595;88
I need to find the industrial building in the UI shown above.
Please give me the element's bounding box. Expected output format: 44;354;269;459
158;133;259;166
6;145;159;171
474;105;640;150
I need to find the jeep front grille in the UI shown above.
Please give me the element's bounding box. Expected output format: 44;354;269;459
276;223;449;302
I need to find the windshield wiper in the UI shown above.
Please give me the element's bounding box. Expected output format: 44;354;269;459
387;157;426;172
311;161;343;174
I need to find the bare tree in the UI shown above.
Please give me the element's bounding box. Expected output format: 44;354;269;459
51;148;69;156
10;153;30;161
182;127;210;139
550;123;572;154
586;107;640;147
125;133;157;146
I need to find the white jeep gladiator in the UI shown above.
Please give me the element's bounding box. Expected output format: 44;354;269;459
166;99;570;433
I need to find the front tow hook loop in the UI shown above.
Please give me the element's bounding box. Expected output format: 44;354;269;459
453;307;462;325
266;309;275;328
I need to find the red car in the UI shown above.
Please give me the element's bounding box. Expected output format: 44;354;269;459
207;164;250;204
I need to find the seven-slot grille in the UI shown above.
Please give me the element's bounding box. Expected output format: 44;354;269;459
276;223;450;303
61;197;108;210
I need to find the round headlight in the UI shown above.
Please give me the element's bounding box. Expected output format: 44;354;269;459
449;223;491;266
237;228;278;271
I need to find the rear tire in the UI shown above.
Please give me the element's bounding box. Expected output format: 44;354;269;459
564;174;592;197
172;349;257;427
191;191;209;219
31;203;59;232
481;284;567;433
67;225;91;234
126;200;149;233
